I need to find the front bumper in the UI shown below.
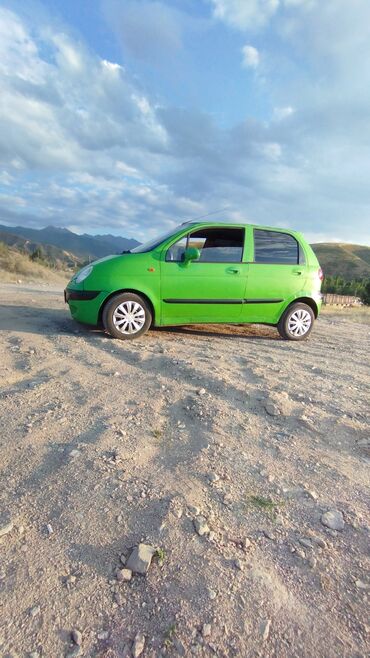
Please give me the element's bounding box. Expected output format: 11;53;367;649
64;287;107;325
64;289;101;303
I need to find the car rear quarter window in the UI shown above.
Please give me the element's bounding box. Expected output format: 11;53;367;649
254;229;300;264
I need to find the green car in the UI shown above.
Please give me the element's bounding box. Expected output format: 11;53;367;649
65;221;323;341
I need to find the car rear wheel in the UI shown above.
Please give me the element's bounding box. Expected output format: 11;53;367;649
277;302;315;341
102;293;152;340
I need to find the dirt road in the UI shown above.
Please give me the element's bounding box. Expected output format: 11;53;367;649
0;283;369;657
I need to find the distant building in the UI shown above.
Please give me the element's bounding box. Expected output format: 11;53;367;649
323;294;363;306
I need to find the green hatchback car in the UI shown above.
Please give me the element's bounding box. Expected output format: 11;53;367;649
65;221;323;341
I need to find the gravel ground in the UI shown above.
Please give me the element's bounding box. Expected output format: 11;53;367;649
0;283;369;658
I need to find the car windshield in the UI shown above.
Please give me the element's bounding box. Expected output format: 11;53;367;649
130;225;182;254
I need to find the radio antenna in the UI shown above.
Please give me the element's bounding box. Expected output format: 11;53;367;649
178;207;230;223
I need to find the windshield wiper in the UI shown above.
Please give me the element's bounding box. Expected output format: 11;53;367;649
121;249;131;254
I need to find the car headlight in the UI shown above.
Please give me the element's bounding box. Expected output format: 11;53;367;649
75;265;93;283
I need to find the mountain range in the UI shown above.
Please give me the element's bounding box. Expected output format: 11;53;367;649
0;224;139;264
0;223;369;280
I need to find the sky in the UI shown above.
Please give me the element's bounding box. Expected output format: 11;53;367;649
0;0;369;244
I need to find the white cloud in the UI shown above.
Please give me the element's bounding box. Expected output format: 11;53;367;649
210;0;279;30
273;106;295;120
241;44;260;68
0;5;370;243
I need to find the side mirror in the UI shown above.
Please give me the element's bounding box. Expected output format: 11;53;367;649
183;247;200;263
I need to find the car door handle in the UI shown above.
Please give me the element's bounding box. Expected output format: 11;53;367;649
226;267;240;274
292;270;302;275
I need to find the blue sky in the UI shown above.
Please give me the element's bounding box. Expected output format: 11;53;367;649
0;0;369;244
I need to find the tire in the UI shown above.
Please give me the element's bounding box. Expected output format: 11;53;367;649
277;302;315;341
102;292;152;340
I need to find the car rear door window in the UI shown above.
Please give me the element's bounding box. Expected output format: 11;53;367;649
254;229;300;264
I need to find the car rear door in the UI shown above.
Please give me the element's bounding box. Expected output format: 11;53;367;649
160;226;248;324
243;227;307;323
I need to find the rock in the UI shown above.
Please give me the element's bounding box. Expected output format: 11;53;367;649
117;568;132;582
234;559;244;571
208;473;220;483
321;510;345;531
188;505;201;516
69;449;81;458
265;402;280;416
132;633;146;657
243;538;251;549
0;521;14;538
207;589;217;600
260;619;271;641
197;388;206;396
46;523;53;536
355;580;368;590
29;605;40;617
97;630;109;640
126;544;155;575
66;648;81;658
202;623;211;638
193;516;210;537
299;537;314;549
71;629;82;646
308;556;317;568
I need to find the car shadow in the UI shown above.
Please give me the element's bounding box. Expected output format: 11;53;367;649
0;303;279;341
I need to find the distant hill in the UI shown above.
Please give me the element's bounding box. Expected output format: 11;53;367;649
311;243;370;280
0;229;80;269
0;224;140;261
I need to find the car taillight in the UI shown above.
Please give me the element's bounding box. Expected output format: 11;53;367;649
318;267;324;281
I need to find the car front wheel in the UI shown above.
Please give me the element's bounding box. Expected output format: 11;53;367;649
277;302;315;341
102;293;152;340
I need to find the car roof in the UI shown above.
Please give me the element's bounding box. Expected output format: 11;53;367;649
181;220;301;236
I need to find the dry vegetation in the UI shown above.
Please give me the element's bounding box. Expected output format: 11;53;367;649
0;243;70;284
321;304;370;325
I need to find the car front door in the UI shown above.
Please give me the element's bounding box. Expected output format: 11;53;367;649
160;227;248;324
243;228;307;323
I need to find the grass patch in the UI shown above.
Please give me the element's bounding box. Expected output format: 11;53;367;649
155;547;166;565
249;495;282;519
164;623;176;649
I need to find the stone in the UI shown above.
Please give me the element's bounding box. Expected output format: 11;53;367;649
0;521;13;538
234;559;244;571
193;516;210;537
132;633;146;657
126;544;155;575
260;619;271;641
29;605;41;617
202;623;211;638
197;388;206;396
69;450;81;458
208;473;220;483
117;568;132;582
243;538;251;549
46;523;53;536
188;505;201;516
321;510;345;531
265;402;280;417
71;629;82;646
97;631;109;640
207;589;217;600
299;537;314;549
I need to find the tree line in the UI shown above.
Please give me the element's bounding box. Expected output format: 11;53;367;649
322;275;370;304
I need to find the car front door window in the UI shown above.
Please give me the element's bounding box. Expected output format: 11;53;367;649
166;227;244;263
